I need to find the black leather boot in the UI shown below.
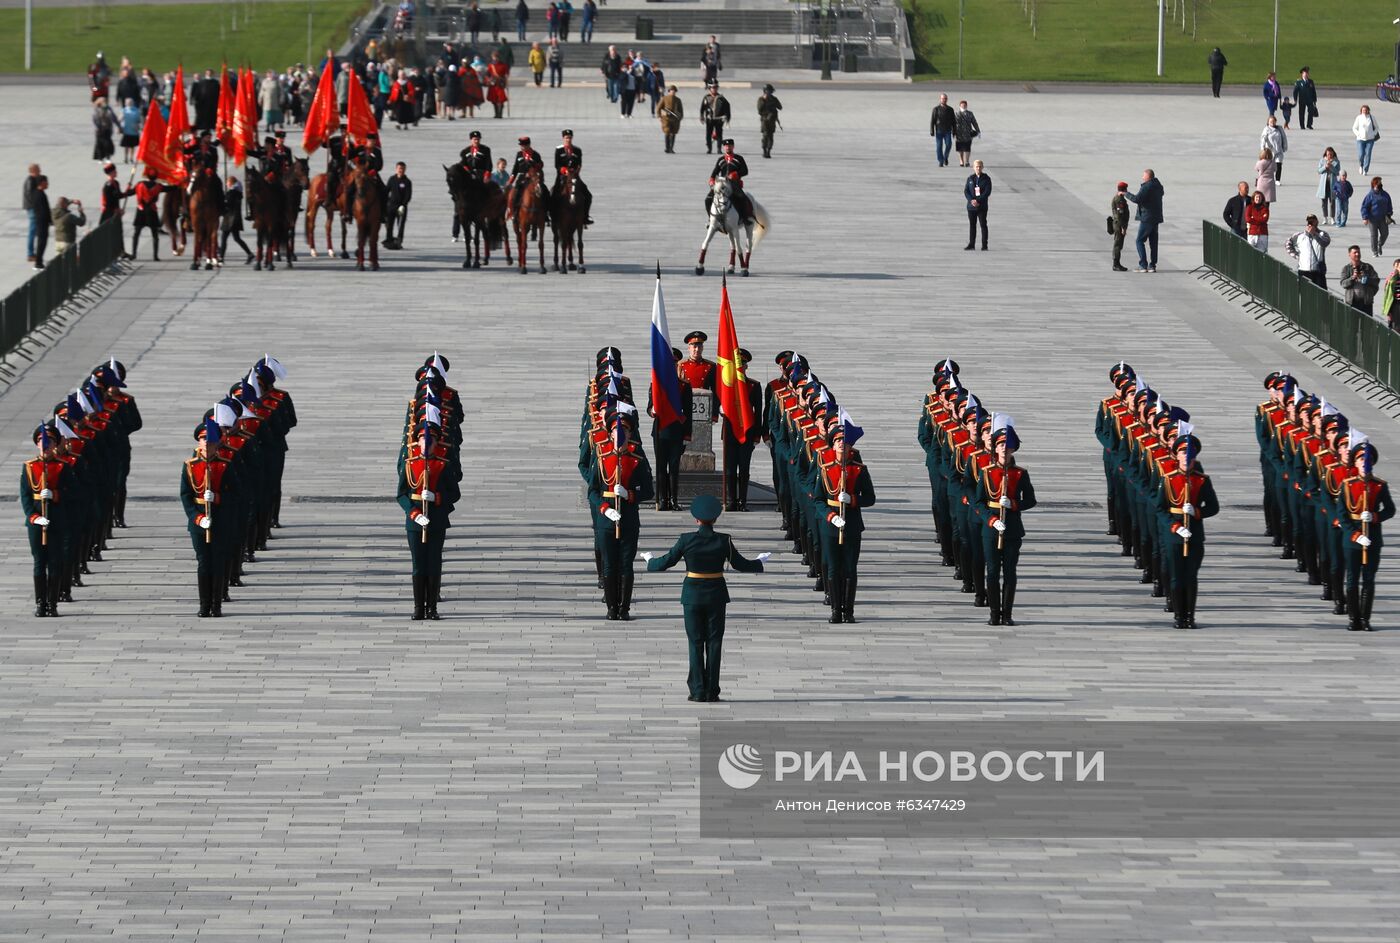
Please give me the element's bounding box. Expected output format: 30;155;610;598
619;572;634;620
1361;585;1375;631
1332;573;1348;615
986;577;1002;625
412;575;426;621
829;575;844;623
1347;587;1362;630
34;574;47;617
1172;587;1186;629
843;574;858;623
604;572;620;620
1184;584;1199;629
197;571;212;618
595;546;604;589
211;575;224;617
426;576;441;620
1002;581;1017;626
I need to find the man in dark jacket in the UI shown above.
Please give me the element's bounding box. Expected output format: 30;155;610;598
1294;67;1317;129
384;161;413;248
192;69;220;131
600;46;622;103
22;162;41;263
1207;48;1227;98
1124;168;1165;272
30;175;51;270
930;92;955;167
1223;180;1249;238
964;159;991;251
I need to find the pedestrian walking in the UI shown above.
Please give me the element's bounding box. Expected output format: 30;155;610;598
22;163;42;264
1208;47;1227;97
964;159;991;251
1383;259;1400;331
1362;176;1393;257
1260;115;1287;181
1318;147;1341;223
1263;71;1281;116
619;59;638;117
1124;167;1164;272
546;2;557;39
516;0;529;41
259;69;283;131
384;162;412;249
1245;190;1270;251
529;42;546;86
1294;67;1318;129
490;7;502;41
1280;97;1294;129
1110;180;1130;270
658;84;683;153
119;98;141;163
558;0;573;41
601;45;621;102
468;2;482;46
1255;148;1278;203
220;177;253;264
30;175;50;269
1354;104;1380;174
92;100;117;161
930;92;955;167
1285;214;1331;288
1340;245;1381;315
954;100;980;167
548;38;565;88
1223;180;1249;238
581;0;596;43
1335;171;1354;227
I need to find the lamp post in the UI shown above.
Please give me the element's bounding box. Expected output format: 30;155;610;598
1272;0;1279;74
25;0;32;71
958;0;965;80
820;1;832;81
1156;0;1164;77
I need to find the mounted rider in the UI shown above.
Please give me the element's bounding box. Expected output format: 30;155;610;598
459;129;493;182
506;134;548;214
552;129;593;226
324;131;347;205
183;129;225;208
706;138;753;223
345;131;387;205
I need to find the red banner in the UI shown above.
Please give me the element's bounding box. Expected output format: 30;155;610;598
215;63;233;153
231;68;256;166
301;59;340;155
716;281;753;444
345;68;378;144
135;98;176;181
163;64;191;185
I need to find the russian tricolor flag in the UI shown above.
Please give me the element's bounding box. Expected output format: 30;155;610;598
650;268;684;430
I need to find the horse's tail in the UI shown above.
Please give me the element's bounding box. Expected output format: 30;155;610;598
488;214;505;250
748;195;771;249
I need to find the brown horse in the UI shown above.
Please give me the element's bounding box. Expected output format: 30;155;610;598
511;165;549;275
444;163;510;269
160;186;187;256
350;165;384;271
550;172;587;275
186;171;221;271
279;158;310;264
246;171;287;271
305;170;351;259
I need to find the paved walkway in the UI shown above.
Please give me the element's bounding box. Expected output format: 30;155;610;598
2;81;1400;940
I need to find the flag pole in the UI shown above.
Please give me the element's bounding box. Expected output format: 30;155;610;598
40;445;48;547
204;455;212;544
721;274;729;512
997;453;1005;552
1362;470;1370;567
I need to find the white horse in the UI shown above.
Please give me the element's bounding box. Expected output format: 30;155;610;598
696;177;769;276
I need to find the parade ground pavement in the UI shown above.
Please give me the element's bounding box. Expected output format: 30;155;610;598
2;80;1399;940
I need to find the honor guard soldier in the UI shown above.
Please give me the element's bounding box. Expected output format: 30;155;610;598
459;130;493;180
506;135;548;214
763;351;795;526
807;423;876;623
721;347;763;510
1340;439;1395;630
699;80;730;154
1159;433;1219;629
649;347;694;511
398;420;460;621
680;330;718;399
553;129;593;225
589;413;655;620
978;420;1036;626
756;84;782;158
253;355;296;529
181;419;237;618
22;424;66;617
643;495;767;702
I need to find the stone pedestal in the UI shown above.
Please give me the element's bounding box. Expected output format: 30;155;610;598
681;390;716;472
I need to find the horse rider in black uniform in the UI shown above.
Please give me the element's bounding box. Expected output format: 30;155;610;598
506;134;548;214
553;129;593;225
699;80;730;154
459;130;493;181
183;130;225;210
707;138;753;223
345;132;387;205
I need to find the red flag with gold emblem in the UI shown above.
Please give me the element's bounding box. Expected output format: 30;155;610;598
135;98;176;181
215;63;234;153
716;279;753;444
163;64;191;185
301;58;340;155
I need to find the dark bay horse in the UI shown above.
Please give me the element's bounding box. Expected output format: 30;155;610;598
550;171;587;274
246;171;287;271
279;158;310;264
351;165;384;271
445;163;509;269
186;171;221;270
511;165;549;275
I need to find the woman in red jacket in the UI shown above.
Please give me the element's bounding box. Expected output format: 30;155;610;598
485;52;510;119
1244;189;1270;252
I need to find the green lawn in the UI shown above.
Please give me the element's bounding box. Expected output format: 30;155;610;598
0;0;369;75
904;0;1398;85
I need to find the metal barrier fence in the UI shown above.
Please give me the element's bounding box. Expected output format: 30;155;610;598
1199;219;1400;404
0;216;125;372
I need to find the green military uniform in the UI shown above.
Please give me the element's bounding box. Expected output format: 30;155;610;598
589;420;655;620
649;347;693;512
646;495;765;702
803;440;876;623
398;357;463;620
180;421;238;617
1110;187;1130;271
1156;435;1220;629
757;86;782;159
21;426;66;617
977;426;1036;626
1339;445;1395;631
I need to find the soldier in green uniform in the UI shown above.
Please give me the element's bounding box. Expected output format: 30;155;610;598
649;347;693;511
589;414;655;620
397;419;461;621
1157;434;1220;629
805;423;876;623
21;424;66;617
1340;440;1395;631
757;84;782;159
1110;181;1130;271
181;419;238;617
644;495;767;702
978;421;1036;626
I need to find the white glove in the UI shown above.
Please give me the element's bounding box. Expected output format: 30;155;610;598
838;491;851;504
756;552;772;562
414;513;430;527
998;495;1012;508
1357;534;1373;548
641;551;654;563
615;483;629;500
197;516;211;530
203;489;215;503
420;489;435;501
1182;502;1195;516
604;508;622;522
830;515;846;529
1361;510;1373;523
1176;527;1192;541
992;520;1006;533
32;516;50;527
38;488;53;500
